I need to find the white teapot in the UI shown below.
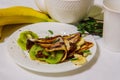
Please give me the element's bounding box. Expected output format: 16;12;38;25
35;0;94;23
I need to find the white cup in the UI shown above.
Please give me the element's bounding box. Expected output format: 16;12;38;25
103;0;120;52
35;0;94;23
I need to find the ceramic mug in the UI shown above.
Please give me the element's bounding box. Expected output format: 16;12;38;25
103;0;120;52
35;0;94;23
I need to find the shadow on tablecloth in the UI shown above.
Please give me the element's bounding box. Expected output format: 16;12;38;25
0;24;31;42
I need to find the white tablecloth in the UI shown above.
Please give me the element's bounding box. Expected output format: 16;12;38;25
1;0;120;80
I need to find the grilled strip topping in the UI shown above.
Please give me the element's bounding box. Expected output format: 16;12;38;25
27;32;93;62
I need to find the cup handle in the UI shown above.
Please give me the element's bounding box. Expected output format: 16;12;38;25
34;0;48;13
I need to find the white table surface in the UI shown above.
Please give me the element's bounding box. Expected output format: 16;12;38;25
1;0;120;80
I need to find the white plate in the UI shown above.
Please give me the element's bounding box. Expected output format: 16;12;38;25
7;22;97;73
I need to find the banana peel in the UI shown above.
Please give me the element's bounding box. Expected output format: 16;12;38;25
0;6;55;40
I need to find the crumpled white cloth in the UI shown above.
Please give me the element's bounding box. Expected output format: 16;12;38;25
1;0;120;80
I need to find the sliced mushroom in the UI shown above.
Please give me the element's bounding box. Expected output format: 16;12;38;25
27;32;94;63
63;32;81;51
80;41;94;51
35;36;67;52
35;35;62;44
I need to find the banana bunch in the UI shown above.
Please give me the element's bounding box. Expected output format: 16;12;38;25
0;6;54;38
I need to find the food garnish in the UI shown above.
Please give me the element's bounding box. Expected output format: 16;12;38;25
77;17;103;37
48;30;54;35
17;31;94;65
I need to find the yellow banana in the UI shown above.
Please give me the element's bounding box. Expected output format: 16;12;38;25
0;6;54;38
0;6;54;25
